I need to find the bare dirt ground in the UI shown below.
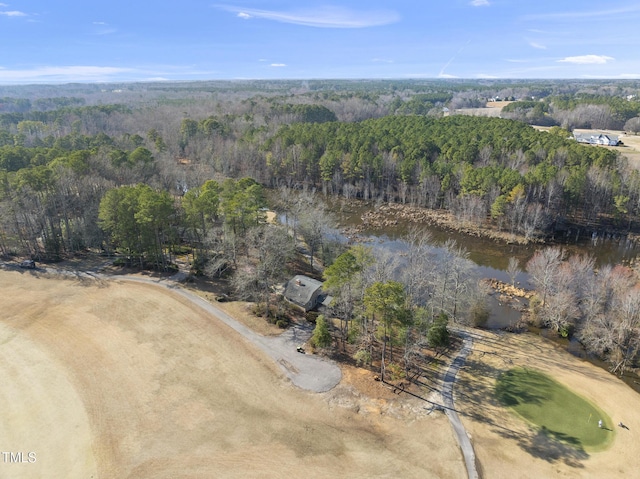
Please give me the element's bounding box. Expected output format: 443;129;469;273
0;270;463;479
455;329;640;478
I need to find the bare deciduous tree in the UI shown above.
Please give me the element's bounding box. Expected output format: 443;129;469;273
232;225;293;318
507;257;521;286
298;196;334;273
581;288;640;375
526;247;565;306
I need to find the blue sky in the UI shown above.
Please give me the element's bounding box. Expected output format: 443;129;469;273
1;1;640;83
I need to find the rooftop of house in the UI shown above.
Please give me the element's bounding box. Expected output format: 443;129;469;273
284;275;324;307
574;131;618;140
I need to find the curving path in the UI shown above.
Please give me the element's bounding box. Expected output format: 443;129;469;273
443;330;479;479
120;275;343;392
6;258;343;393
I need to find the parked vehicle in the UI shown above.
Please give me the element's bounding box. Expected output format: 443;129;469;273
19;260;36;269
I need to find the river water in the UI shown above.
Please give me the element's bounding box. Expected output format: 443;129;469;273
331;199;639;271
328;198;640;393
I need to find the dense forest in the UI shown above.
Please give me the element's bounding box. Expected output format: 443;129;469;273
1;78;640;373
264;115;629;240
2;79;640;263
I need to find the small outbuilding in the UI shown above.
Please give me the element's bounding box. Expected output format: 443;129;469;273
283;275;332;311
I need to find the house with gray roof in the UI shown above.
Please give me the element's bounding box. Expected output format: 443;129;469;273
283;275;332;311
574;131;619;146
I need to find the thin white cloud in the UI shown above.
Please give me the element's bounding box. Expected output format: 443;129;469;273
217;5;400;28
270;63;286;67
91;21;116;35
371;58;394;64
558;55;614;64
0;10;26;16
525;6;640;21
470;0;490;6
94;28;117;36
476;74;499;79
529;41;546;50
0;66;132;83
438;73;458;79
506;59;529;63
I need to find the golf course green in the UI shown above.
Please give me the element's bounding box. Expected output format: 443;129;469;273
496;367;614;451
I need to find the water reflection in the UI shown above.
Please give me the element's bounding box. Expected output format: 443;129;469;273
328;199;640;392
332;198;639;270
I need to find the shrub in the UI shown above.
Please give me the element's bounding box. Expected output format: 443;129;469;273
527;295;544;327
354;349;371;366
305;311;319;323
386;362;405;381
311;315;332;348
427;312;450;348
470;300;490;327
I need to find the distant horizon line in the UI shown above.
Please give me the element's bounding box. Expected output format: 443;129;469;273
1;77;639;87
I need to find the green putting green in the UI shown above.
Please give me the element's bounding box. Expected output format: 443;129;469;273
495;367;614;451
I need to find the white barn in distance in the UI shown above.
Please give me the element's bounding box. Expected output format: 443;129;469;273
574;131;619;146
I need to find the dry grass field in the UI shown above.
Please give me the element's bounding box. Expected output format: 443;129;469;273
456;330;640;478
0;270;463;479
2;268;640;478
450;102;510;118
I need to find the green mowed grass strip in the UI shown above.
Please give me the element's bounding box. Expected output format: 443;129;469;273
495;367;614;451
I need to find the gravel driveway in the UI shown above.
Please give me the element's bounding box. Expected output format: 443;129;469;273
1;260;343;393
120;275;343;393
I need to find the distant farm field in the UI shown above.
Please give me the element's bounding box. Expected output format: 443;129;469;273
451;101;510;117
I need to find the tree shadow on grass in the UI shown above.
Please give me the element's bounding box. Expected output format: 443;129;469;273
496;425;589;469
454;354;590;469
495;368;550;407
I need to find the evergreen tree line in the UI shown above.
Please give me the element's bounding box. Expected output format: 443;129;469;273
264;115;634;240
320;230;485;380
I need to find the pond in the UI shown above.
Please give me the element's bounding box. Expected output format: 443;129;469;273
330;198;639;271
326;198;640;392
329;198;639;326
